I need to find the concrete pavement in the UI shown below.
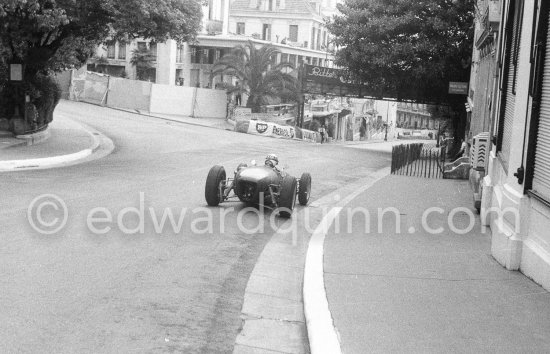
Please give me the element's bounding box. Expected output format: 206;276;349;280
318;175;550;353
0;112;113;171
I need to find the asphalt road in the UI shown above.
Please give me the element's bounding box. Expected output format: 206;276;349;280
0;101;390;353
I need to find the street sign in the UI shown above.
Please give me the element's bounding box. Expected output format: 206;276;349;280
448;81;468;95
9;63;23;81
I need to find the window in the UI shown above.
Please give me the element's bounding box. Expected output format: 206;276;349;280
309;2;317;13
289;25;298;42
497;0;524;167
118;43;126;60
237;22;245;35
137;42;147;51
289;54;296;67
149;43;157;60
268;0;273;11
262;24;271;41
190;46;201;64
311;28;315;49
208;49;215;64
176;44;184;63
526;0;550;200
322;31;327;49
317;28;321;50
107;42;115;59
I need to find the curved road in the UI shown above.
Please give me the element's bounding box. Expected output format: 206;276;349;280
0;101;389;353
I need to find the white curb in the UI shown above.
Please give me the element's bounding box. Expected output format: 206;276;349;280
304;207;344;354
0;121;102;172
0;148;94;171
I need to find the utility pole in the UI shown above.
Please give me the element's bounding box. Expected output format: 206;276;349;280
384;100;389;141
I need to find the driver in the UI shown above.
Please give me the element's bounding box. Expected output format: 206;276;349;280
265;153;279;168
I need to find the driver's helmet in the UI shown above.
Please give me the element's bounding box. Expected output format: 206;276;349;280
265;153;279;167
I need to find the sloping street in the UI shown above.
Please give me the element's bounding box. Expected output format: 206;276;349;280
0;101;389;353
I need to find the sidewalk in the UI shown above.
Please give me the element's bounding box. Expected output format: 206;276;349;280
0;115;107;171
320;175;550;353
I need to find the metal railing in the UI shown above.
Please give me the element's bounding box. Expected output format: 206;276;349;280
391;143;446;178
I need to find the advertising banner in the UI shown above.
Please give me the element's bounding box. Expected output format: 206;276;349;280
245;120;319;143
247;120;296;139
297;127;319;143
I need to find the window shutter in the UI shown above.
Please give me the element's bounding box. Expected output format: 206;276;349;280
500;1;522;167
533;12;550;200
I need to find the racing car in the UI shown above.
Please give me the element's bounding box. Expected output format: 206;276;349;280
204;155;311;218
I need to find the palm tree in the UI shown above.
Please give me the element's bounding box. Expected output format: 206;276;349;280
130;46;156;81
211;41;299;113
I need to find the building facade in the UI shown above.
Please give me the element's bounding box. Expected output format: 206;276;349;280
91;0;335;89
467;0;500;218
476;0;550;290
395;102;438;130
468;0;500;140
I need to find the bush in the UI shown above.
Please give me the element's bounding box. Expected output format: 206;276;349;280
0;73;60;131
30;74;61;127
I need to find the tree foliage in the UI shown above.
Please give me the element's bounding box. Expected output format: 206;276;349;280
0;0;202;129
211;41;299;112
130;46;156;81
327;0;474;104
0;0;202;76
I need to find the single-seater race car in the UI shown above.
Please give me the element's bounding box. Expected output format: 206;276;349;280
204;155;311;218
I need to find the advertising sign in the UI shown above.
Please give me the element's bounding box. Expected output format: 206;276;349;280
448;82;469;95
247;120;296;139
305;65;352;85
299;128;319;143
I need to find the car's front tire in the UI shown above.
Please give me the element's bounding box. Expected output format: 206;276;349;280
278;175;297;218
298;172;311;206
205;165;226;206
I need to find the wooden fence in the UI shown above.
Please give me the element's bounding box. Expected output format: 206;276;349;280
391;143;446;178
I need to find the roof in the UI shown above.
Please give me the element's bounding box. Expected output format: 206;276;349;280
230;0;320;17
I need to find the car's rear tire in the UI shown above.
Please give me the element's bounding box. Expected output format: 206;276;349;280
205;165;226;206
298;172;311;206
278;175;297;218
